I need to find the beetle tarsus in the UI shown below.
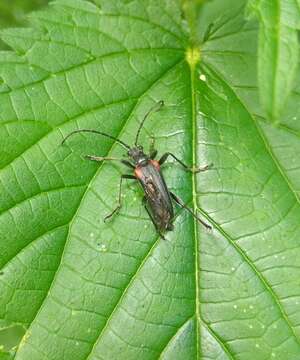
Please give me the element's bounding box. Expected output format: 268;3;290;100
159;152;213;175
85;155;104;162
104;206;121;222
188;163;213;173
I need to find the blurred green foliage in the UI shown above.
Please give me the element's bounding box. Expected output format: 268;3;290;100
0;0;49;49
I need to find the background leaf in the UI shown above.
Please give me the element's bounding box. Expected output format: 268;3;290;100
0;0;49;50
247;0;300;122
0;0;300;359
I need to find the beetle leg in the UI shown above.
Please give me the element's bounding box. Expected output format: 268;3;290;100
85;155;135;169
170;192;212;230
104;174;136;222
149;135;158;159
158;152;213;173
142;197;166;240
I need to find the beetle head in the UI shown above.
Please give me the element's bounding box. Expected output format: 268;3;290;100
128;145;148;166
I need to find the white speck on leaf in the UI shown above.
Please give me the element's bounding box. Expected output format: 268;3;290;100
99;244;107;252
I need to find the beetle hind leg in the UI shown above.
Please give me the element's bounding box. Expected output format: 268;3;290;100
170;192;212;230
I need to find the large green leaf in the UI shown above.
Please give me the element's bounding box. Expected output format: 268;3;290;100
247;0;300;122
1;0;300;359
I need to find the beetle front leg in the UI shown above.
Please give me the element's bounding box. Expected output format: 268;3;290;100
85;155;135;169
104;174;136;222
170;192;212;230
158;152;212;173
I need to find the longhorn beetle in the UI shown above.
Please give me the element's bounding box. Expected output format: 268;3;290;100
62;101;212;239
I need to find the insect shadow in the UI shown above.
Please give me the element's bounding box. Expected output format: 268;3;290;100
62;101;212;239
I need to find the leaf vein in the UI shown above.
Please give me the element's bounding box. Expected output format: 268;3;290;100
201;319;235;360
14;58;184;359
84;59;185;360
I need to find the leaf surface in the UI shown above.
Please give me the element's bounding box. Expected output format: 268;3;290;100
0;1;300;359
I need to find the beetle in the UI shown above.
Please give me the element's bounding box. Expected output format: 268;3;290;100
62;101;212;239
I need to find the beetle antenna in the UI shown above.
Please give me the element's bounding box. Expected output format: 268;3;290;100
134;100;164;146
61;129;131;150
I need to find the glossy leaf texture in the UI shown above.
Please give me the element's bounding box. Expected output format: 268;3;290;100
246;0;300;122
0;0;300;359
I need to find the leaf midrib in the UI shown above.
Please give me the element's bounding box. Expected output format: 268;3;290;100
84;58;187;359
190;56;201;359
268;0;281;120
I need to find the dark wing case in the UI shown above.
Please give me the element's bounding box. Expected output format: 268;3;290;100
138;162;174;231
